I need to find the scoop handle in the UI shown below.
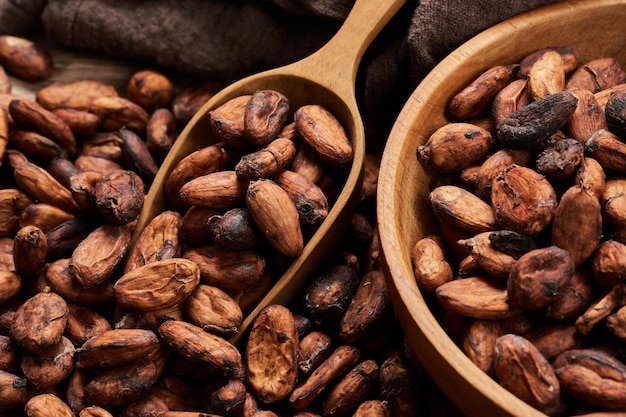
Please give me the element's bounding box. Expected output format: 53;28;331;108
285;0;407;100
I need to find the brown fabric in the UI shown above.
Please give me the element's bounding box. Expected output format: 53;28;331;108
0;0;46;36
0;0;565;149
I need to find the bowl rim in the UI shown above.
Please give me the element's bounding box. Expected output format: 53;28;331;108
378;0;626;416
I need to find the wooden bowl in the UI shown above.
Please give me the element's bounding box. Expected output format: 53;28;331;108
377;1;626;416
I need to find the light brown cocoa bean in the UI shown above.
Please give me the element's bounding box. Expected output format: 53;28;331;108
244;90;290;146
209;95;252;148
585;129;626;172
165;142;232;209
491;165;557;236
52;108;100;137
9;129;66;163
546;268;596;321
24;393;74;417
566;87;608;144
158;320;243;377
13;161;80;214
69;170;102;213
461;318;502;376
0;270;21;304
114;258;200;311
65;367;88;414
507;246;575;311
182;245;265;294
458;231;516;279
554;348;626;410
0;36;53;82
338;270;390;344
295;104;352;168
0;370;30;411
13;225;47;277
124;210;182;273
246;178;303;257
64;304;112;346
575;157;606;199
139;303;186;331
527;49;565;100
566;57;626;93
36;80;118;112
591;240;626;286
179;170;248;209
411;235;453;294
80;131;124;163
146;107;177;156
602;177;626;227
576;283;626;335
74;155;124;176
298;330;333;376
551;185;602;266
491;78;533;126
321;359;379;416
83;353;163;408
525;322;584;361
208;378;247;416
127;69;175;111
11;289;69;356
430;185;497;235
19;202;74;233
94;169;145;224
288;345;361;410
183;284;243;336
235;137;296;180
474;148;532;201
0;188;32;237
273;168;329;226
45;258;116;306
9;98;77;156
607;304;626;342
290;143;326;184
77;328;159;369
246;304;299;403
418;122;494;173
493;334;561;414
449;65;517;120
69;223;131;288
21;335;74;389
435;275;517;319
89;96;149;134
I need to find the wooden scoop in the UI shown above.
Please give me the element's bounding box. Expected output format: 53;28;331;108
131;0;407;345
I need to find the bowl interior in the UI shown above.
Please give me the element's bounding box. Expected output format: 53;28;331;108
378;0;626;416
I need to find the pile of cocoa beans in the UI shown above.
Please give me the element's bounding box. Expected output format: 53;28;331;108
0;35;430;417
414;46;626;415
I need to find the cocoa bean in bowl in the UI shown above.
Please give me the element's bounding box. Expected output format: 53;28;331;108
378;0;626;416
